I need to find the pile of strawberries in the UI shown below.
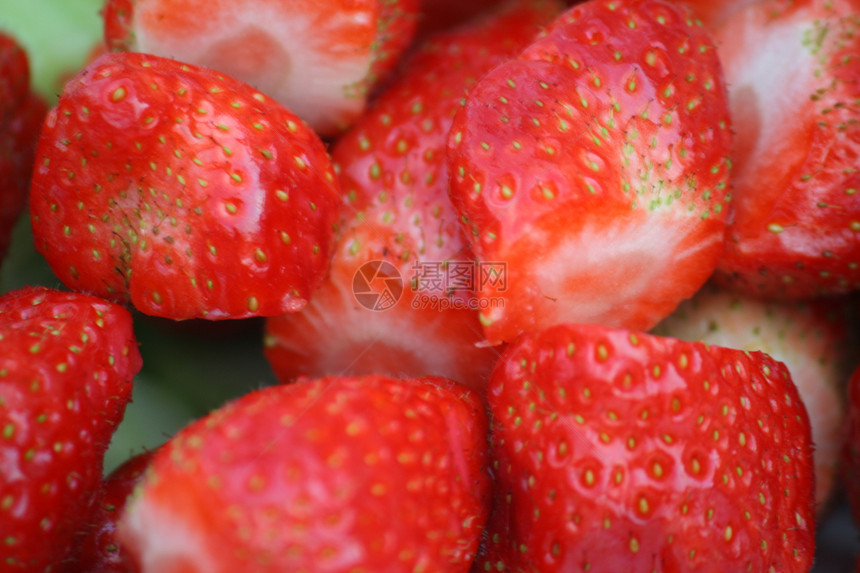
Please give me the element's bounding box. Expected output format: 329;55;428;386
1;0;860;571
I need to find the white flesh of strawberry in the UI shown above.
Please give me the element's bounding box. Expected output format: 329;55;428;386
270;280;484;382
131;0;374;133
717;6;822;190
481;211;722;333
120;498;218;573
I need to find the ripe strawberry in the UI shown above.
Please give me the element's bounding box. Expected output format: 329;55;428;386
446;0;733;345
0;286;142;571
844;364;860;527
263;0;563;390
74;450;155;573
30;51;342;321
481;322;816;572
102;0;420;136
0;32;47;266
654;282;850;512
710;0;860;298
118;375;491;572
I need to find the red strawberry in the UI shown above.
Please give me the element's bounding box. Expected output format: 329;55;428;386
0;286;142;571
654;282;850;512
446;0;733;345
102;0;420;136
30;51;342;321
118;375;490;572
480;322;816;572
710;0;860;298
74;450;155;573
0;32;47;266
263;0;563;391
844;363;860;527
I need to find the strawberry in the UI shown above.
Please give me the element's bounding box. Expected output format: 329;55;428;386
654;282;850;513
0;32;47;266
118;375;491;572
263;251;502;391
844;363;860;527
102;0;420;136
30;51;342;321
0;286;142;571
709;0;860;298
480;322;816;572
446;0;733;345
74;450;155;573
263;0;563;391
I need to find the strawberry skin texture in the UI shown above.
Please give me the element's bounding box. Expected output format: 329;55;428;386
30;51;342;321
334;0;563;229
653;282;849;512
103;0;420;136
74;450;155;573
0;286;142;571
118;375;491;572
447;0;733;345
481;323;816;572
712;0;860;298
0;33;47;266
264;0;563;390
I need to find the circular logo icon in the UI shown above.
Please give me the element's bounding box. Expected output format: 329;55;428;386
352;260;404;311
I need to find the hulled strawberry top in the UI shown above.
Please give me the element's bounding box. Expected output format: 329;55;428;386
102;0;420;135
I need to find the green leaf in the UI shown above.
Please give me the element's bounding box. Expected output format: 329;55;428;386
0;0;105;101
